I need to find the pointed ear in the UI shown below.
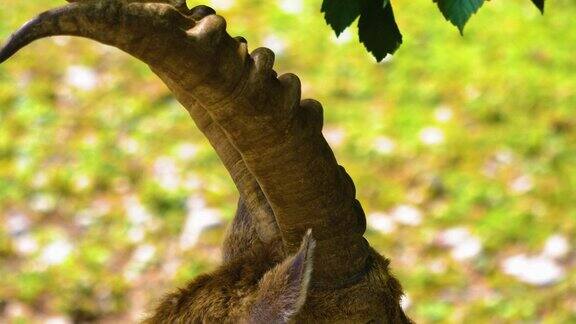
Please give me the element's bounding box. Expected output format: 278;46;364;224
248;230;315;323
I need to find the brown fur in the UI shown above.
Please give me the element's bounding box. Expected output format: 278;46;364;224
144;238;409;323
144;200;316;323
296;250;410;323
144;199;409;323
144;244;276;323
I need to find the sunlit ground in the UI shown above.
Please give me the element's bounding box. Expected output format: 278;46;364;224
0;0;575;322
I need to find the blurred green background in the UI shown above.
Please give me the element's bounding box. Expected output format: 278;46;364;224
1;0;575;322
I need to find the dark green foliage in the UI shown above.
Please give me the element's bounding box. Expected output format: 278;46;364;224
323;0;401;62
531;0;545;13
321;0;362;36
358;0;402;61
321;0;547;60
433;0;485;34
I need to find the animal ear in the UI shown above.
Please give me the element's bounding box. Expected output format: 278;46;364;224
248;230;315;323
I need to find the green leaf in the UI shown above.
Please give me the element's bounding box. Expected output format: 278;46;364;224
434;0;485;34
358;0;402;61
321;0;362;36
530;0;545;13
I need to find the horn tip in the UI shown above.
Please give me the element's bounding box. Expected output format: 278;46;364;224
0;42;16;64
0;17;45;65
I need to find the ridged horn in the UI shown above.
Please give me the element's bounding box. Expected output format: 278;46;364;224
0;1;370;288
166;12;370;288
0;1;194;64
0;1;281;247
153;70;282;248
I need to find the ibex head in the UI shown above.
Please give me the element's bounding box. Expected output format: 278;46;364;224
1;1;411;323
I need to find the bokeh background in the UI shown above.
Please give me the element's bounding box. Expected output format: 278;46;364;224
1;0;575;322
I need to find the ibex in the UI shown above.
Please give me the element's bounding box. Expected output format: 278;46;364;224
0;1;411;323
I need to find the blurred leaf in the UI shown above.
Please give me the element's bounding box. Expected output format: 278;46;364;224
417;301;453;321
530;0;545;13
16;272;47;302
321;0;363;36
434;0;485;34
358;0;402;61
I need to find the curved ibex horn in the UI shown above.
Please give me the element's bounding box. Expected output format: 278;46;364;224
0;0;281;247
0;1;196;63
0;1;370;288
